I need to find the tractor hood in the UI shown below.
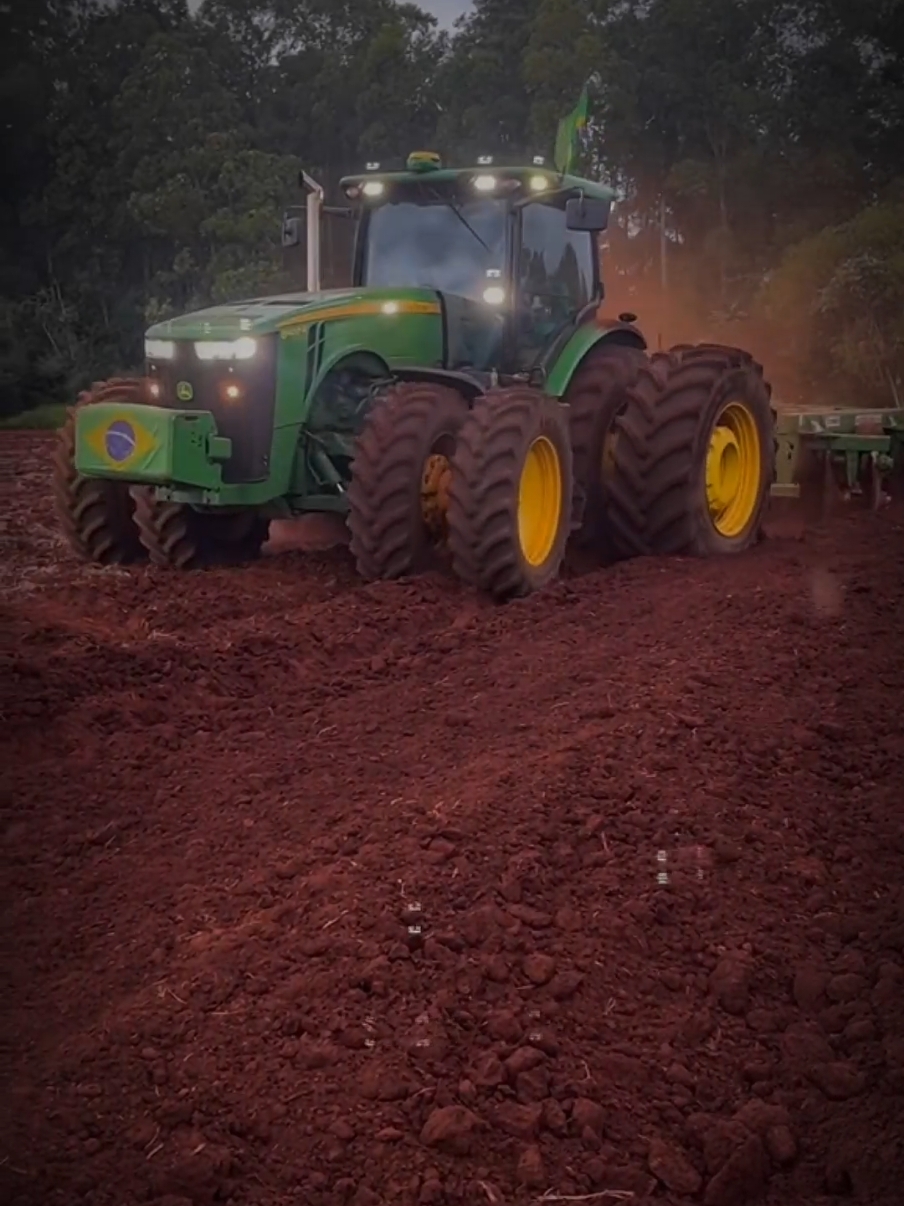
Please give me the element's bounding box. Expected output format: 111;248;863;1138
146;287;443;341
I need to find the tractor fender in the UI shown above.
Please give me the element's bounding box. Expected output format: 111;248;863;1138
543;319;647;399
306;346;391;404
391;365;486;401
269;347;392;501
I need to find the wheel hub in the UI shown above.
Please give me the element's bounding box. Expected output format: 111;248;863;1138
421;453;452;538
601;430;618;482
518;436;562;566
706;426;742;514
705;402;762;538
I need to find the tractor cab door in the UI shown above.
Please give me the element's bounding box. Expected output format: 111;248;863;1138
512;198;598;372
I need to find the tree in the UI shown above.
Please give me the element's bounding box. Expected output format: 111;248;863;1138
435;0;545;159
757;188;904;407
1;0;902;416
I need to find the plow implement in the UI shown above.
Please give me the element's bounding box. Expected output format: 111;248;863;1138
772;407;904;520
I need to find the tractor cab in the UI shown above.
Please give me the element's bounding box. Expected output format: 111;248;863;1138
284;153;612;375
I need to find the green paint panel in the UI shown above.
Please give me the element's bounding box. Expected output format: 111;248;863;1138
268;306;443;500
774;408;904;435
75;403;225;489
147;286;442;341
544;324;645;397
544;325;607;397
316;311;442;374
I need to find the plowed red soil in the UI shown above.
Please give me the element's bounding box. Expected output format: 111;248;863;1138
2;432;903;1206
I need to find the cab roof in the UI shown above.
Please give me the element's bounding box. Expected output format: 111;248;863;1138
339;163;615;203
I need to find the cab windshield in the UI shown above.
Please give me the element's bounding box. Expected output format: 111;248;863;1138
361;187;507;303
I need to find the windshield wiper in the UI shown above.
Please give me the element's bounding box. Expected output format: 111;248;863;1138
428;188;491;252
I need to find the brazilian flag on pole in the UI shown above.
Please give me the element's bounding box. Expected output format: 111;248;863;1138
553;81;591;175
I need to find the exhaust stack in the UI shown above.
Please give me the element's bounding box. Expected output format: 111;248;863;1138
281;171;325;293
301;171;323;294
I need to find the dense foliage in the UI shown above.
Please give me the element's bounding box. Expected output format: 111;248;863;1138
2;0;902;415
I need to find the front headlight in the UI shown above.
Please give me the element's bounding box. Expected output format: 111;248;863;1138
146;339;175;360
194;337;258;361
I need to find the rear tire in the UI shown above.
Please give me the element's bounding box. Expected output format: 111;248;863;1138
52;378;147;565
565;341;648;556
447;386;573;600
131;490;269;568
347;381;470;580
607;344;775;557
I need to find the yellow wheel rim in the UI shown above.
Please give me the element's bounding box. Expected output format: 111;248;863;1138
602;429;618;481
705;401;762;538
421;453;452;538
518;436;563;566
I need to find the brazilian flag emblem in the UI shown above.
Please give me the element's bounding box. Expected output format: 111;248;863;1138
86;412;158;470
554;82;591;176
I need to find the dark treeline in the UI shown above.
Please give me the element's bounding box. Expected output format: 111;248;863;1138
2;0;903;416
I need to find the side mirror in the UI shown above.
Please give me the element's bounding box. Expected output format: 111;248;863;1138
566;196;610;232
281;215;301;248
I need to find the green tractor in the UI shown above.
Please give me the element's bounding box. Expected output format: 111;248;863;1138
53;152;776;600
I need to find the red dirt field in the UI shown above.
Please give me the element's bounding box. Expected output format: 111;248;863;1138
1;432;903;1206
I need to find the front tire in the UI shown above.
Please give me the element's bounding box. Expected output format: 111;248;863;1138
130;490;269;568
607;344;774;557
447;386;573;600
52;378;148;565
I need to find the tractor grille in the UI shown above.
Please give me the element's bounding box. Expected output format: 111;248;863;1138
149;335;278;484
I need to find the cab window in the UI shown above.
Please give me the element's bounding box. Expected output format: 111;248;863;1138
515;199;596;366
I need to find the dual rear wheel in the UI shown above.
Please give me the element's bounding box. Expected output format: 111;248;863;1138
347;344;774;598
347;381;573;600
605;344;775;558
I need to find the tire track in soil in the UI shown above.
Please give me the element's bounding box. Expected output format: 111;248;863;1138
1;434;903;1206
